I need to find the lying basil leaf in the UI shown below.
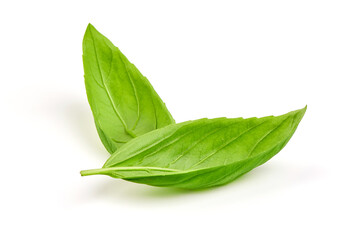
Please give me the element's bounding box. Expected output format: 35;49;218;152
82;24;175;153
81;106;306;189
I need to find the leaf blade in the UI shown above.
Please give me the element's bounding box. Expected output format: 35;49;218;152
82;107;306;189
82;24;175;153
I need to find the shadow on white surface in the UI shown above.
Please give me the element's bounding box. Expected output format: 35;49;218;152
33;91;101;150
61;101;102;151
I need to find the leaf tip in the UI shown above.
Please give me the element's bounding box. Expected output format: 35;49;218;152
83;23;100;52
292;105;307;124
86;23;95;31
302;105;307;115
293;105;307;115
85;23;95;36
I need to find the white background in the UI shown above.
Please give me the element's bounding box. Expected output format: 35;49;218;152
0;1;359;239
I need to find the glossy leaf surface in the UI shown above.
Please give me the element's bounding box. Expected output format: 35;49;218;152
81;107;306;189
82;24;175;153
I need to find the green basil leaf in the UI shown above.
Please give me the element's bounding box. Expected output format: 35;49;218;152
82;24;175;153
81;107;306;189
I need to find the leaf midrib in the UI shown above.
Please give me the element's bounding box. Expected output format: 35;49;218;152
101;114;297;177
88;27;137;138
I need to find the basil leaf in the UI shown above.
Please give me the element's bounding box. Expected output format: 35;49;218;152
82;24;175;153
81;107;306;189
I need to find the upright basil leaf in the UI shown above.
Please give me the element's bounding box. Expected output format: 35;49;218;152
81;106;306;189
82;24;175;153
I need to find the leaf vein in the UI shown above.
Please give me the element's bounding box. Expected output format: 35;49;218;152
167;121;241;168
89;29;136;138
247;116;291;158
190;121;267;169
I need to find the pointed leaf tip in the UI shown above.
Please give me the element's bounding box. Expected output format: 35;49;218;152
87;23;94;29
